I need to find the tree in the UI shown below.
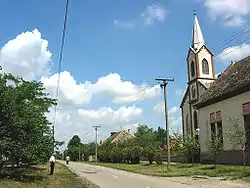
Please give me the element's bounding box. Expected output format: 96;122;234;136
134;124;158;164
226;118;247;169
208;131;223;165
0;73;57;165
67;135;81;161
182;133;200;164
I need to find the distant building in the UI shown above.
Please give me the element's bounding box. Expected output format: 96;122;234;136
180;11;250;165
102;129;133;144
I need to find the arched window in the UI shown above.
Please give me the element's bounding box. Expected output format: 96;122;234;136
194;111;198;130
191;61;195;77
191;85;196;99
202;59;209;74
186;115;189;134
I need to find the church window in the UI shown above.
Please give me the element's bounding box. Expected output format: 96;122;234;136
202;59;209;74
191;85;196;99
186;115;189;134
194;111;198;130
191;61;195;77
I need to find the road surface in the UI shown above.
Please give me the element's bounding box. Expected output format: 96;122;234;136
59;161;249;188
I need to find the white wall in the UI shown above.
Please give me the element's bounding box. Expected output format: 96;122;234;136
198;91;250;153
197;48;214;79
182;92;190;134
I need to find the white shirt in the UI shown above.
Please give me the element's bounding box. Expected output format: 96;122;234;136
50;156;55;163
66;156;70;161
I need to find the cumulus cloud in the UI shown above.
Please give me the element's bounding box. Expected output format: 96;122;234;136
141;4;168;25
204;0;250;26
41;72;161;107
216;43;250;63
0;29;52;80
0;28;161;145
51;106;143;145
153;104;182;131
114;4;167;28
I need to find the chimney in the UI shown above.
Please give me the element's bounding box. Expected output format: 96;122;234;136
127;129;130;134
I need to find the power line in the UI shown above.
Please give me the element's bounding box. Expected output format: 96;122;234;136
52;0;70;152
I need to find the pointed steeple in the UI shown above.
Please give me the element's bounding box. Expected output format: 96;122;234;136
192;9;205;50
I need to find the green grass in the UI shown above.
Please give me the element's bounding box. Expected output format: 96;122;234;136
86;162;250;181
0;163;87;188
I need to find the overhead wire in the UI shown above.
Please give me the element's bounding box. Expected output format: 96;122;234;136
52;0;70;150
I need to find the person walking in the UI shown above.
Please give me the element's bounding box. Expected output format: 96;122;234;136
49;154;56;175
66;156;70;165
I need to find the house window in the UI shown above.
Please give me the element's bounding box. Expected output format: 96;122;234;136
243;102;250;147
191;85;196;99
202;58;209;74
186;115;189;134
210;111;223;145
191;61;195;77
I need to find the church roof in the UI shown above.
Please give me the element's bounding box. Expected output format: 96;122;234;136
192;10;205;51
195;56;250;109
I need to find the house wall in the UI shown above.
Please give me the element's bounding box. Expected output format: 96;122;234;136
198;91;250;164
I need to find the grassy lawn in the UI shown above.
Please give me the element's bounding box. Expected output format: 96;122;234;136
87;162;250;181
0;163;87;188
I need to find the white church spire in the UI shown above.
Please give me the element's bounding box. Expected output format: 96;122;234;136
192;9;205;50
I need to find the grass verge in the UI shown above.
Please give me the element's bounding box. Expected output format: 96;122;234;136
86;162;250;181
0;163;87;188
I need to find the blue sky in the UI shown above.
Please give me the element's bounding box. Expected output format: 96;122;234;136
0;0;250;144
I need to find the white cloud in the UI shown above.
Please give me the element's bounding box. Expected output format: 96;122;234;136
41;72;161;107
0;29;160;146
52;106;143;146
216;43;250;63
113;20;135;29
0;29;52;80
154;104;182;132
114;4;167;28
141;4;168;25
204;0;250;26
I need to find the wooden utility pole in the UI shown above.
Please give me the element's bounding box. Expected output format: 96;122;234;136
155;77;174;168
93;125;101;163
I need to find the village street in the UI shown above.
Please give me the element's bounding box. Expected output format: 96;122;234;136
60;161;250;188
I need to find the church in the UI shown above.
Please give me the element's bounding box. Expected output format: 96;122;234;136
180;11;250;164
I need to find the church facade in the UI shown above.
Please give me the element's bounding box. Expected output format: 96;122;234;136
180;12;250;164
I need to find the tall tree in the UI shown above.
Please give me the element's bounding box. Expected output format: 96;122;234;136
0;73;57;165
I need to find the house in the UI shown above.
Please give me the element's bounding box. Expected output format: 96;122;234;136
102;129;133;144
180;11;250;165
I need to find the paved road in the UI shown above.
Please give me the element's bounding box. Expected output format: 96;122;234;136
59;161;249;188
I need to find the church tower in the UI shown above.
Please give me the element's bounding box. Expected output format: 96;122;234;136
181;10;215;137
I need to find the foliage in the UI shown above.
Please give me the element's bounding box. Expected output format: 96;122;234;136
226;118;247;168
182;133;200;164
208;131;223;165
65;135;81;161
0;73;58;165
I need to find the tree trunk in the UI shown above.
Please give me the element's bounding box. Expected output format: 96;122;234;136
243;149;246;171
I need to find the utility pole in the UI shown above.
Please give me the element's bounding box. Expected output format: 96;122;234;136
93;125;101;163
155;77;174;168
